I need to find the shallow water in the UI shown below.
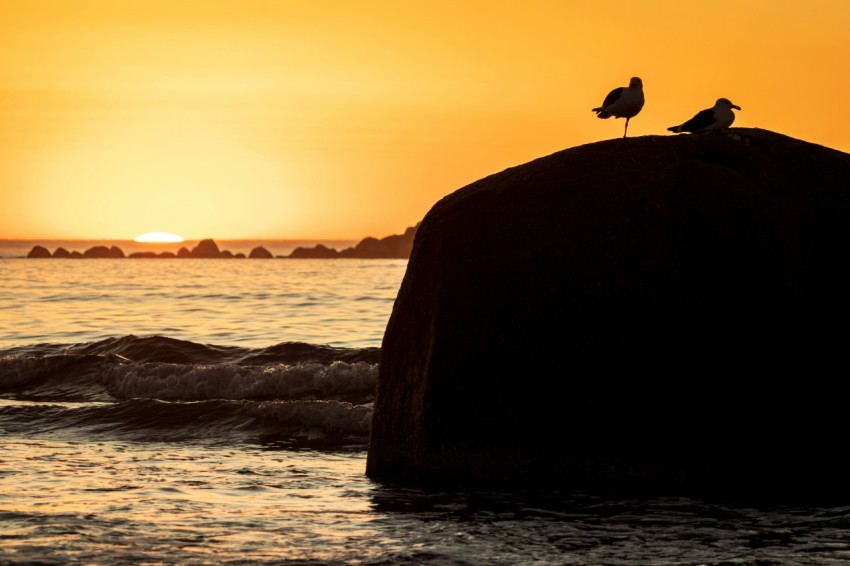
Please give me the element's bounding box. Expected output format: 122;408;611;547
0;258;406;348
4;435;850;565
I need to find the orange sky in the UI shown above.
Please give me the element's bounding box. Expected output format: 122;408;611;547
1;0;848;240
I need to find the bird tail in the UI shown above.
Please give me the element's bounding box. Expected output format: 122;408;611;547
667;125;682;133
592;107;611;119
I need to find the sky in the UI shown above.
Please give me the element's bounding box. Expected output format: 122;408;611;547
1;0;849;240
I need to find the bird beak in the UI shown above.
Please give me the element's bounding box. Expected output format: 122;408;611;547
733;105;742;110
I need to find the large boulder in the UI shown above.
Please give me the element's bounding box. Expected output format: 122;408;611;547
52;247;71;258
367;128;850;496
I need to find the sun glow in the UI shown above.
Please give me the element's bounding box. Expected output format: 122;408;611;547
2;1;850;240
134;232;184;243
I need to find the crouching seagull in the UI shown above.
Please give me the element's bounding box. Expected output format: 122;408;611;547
668;98;741;133
592;77;645;138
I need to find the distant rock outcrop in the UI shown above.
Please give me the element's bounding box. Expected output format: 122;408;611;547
189;239;221;258
289;244;339;259
367;129;850;497
27;232;417;260
27;245;51;258
83;245;124;258
289;225;418;259
249;246;273;259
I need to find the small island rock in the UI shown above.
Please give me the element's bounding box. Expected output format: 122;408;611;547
83;245;124;258
189;239;221;258
249;246;273;259
27;245;51;258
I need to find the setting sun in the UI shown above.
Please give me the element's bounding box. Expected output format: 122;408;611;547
134;232;184;243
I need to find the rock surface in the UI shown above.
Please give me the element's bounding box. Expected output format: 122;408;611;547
367;128;850;496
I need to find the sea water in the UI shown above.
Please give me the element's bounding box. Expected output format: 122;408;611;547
1;256;849;564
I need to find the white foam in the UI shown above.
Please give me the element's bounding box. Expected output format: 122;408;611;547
105;361;378;401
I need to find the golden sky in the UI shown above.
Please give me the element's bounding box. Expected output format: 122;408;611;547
1;0;848;240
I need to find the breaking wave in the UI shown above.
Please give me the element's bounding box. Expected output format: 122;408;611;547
0;335;379;449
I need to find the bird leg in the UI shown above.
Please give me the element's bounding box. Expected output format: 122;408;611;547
623;117;630;138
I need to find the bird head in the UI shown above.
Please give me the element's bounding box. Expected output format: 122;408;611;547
629;77;643;88
717;98;742;111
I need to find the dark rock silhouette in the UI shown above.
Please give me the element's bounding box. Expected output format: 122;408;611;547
289;243;339;259
70;251;83;259
367;128;850;497
189;239;221;258
345;237;385;258
249;246;273;259
27;245;51;258
28;232;418;260
290;225;418;259
83;245;124;258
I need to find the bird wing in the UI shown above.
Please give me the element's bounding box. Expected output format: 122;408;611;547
676;108;716;132
600;87;624;109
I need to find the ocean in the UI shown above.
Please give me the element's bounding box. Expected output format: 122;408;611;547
1;252;849;564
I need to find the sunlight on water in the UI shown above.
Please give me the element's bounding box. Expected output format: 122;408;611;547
0;259;406;348
3;434;849;565
0;437;388;563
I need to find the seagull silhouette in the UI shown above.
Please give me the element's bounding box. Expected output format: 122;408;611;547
668;98;741;133
592;77;645;138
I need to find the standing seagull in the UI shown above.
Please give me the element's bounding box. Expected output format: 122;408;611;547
592;77;645;138
668;98;741;133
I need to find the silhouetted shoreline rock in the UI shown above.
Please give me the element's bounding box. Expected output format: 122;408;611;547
367;128;850;498
25;227;418;260
83;245;124;258
190;239;221;258
26;245;51;258
288;244;339;259
248;246;273;259
289;225;418;259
